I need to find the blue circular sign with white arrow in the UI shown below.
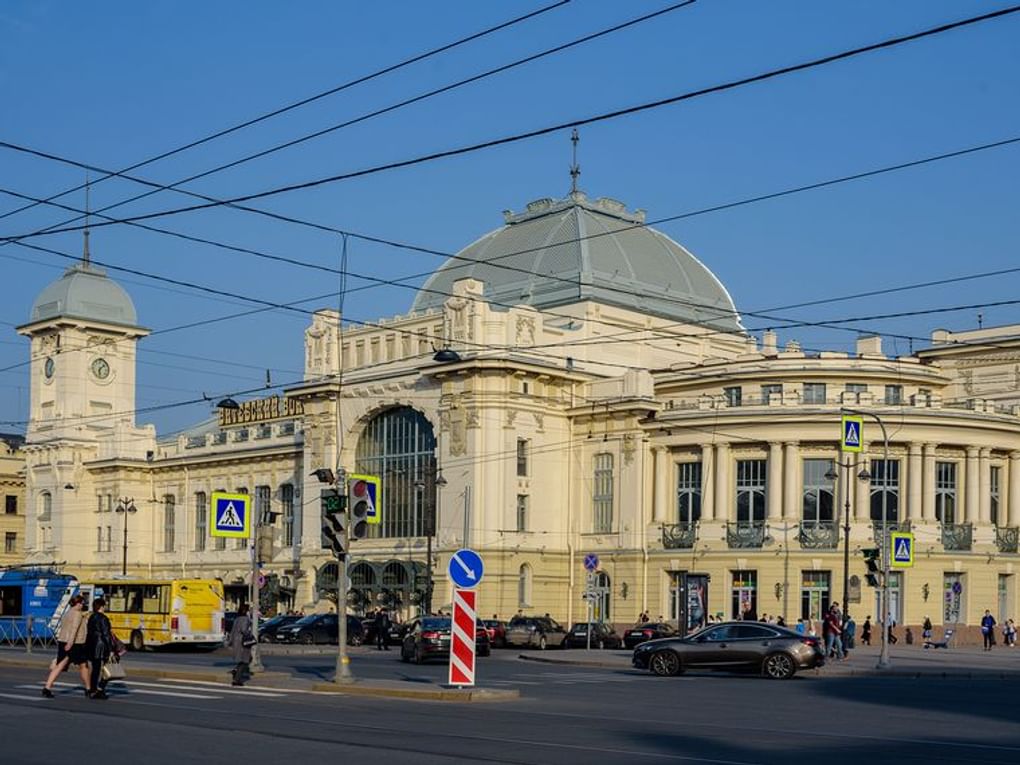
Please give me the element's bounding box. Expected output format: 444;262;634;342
448;548;484;589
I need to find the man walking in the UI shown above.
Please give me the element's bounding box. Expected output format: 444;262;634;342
981;610;996;651
374;608;391;651
824;604;845;660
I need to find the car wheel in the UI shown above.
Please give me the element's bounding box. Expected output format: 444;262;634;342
561;638;570;650
763;652;796;680
538;635;547;650
400;647;410;663
649;650;682;677
130;630;144;652
414;646;424;665
300;633;314;645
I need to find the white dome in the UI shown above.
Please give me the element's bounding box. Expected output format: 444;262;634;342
28;264;139;327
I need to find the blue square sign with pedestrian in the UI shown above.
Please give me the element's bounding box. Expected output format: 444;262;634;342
210;491;250;538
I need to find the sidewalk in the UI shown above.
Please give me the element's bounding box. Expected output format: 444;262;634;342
0;651;518;702
520;643;1020;678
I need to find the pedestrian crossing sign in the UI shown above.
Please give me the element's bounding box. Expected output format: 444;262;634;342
210;492;251;538
841;415;863;453
890;531;914;568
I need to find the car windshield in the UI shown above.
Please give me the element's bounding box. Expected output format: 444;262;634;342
293;614;322;626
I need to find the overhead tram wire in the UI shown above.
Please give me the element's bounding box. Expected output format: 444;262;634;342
0;0;570;225
0;1;699;251
6;4;1017;241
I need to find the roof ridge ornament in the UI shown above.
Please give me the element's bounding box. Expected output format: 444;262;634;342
82;172;91;267
569;128;582;198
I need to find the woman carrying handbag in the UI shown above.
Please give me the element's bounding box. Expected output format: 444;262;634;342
228;603;255;686
85;598;115;700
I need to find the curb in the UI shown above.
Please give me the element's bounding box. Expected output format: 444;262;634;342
518;653;626;669
310;681;519;702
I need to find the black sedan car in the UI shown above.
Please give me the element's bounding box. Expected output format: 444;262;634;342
400;616;491;664
632;621;824;679
275;614;365;646
623;622;678;649
258;614;302;643
562;622;623;649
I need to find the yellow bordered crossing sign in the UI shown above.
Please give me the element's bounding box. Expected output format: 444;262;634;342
210;491;251;538
841;415;863;453
890;531;914;568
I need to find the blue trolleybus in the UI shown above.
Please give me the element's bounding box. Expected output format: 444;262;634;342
0;567;78;642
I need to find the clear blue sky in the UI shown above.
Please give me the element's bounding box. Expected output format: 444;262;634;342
1;0;1018;434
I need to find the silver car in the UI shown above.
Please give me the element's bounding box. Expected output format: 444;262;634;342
505;616;567;650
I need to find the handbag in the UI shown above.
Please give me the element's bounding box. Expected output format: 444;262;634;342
241;631;257;649
102;657;126;681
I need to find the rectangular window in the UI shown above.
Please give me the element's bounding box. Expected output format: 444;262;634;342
935;462;957;524
676;463;702;523
5;532;17;554
4;495;16;515
96;526;102;552
874;571;902;625
845;383;868;394
105;526;112;554
163;495;176;553
516;439;529;477
255;485;271;525
802;459;834;523
943;573;963;624
281;484;295;547
761;384;783;403
802;383;826;404
516;494;528;532
884;385;903;405
593;453;614;533
735;459;767;522
723;386;742;407
215;489;227;551
97;495;104;514
801;571;831;621
194;492;207;552
870;459;900;523
731;570;757;620
235;488;248;549
991;466;1001;527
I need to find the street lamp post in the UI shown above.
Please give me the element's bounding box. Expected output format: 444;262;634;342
114;497;137;576
825;460;870;621
415;466;446;616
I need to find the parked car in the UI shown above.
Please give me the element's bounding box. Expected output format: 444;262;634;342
623;622;678;649
275;614;365;646
632;621;825;679
505;616;567;650
562;622;623;649
480;619;508;648
258;614;302;643
399;616;491;664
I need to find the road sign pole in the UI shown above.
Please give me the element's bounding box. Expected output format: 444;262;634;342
336;477;354;684
249;514;263;673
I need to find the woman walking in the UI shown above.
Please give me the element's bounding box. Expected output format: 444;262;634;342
41;595;91;698
228;603;253;686
85;599;115;700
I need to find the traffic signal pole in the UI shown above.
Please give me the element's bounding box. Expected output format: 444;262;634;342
335;477;353;684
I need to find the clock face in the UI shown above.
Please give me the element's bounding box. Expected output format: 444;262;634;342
91;357;111;380
44;357;55;379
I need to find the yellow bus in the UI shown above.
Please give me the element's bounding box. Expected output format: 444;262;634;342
79;578;226;650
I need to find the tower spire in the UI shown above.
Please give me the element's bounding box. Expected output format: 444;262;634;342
82;172;91;267
569;128;581;196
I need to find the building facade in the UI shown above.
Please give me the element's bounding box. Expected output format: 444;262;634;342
0;435;25;565
15;190;1020;636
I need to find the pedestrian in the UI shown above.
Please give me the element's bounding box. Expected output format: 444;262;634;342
861;616;872;646
824;604;845;660
85;598;114;700
887;616;899;645
228;603;254;686
844;614;857;654
794;618;805;635
981;610;996;651
374;608;391;651
41;594;91;698
1004;619;1016;647
776;615;786;627
741;604;758;622
922;616;933;642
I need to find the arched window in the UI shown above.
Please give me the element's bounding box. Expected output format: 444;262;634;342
594;572;611;622
382;562;410;588
163;495;176;552
518;563;532;608
38;491;52;520
355;407;437;538
37;491;52;550
349;562;377;588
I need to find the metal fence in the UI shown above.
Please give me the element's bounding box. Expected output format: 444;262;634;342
0;617;58;653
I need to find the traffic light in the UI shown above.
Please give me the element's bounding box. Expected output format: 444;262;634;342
348;474;380;540
862;547;880;587
320;488;347;558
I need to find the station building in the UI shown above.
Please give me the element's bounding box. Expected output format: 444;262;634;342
16;188;1020;636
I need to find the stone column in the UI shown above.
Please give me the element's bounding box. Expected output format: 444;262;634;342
979;448;992;525
922;444;937;522
700;444;715;522
907;443;922;522
1009;452;1020;528
783;442;800;520
854;451;870;522
715;443;730;524
965;446;980;525
768;442;783;520
653;447;667;523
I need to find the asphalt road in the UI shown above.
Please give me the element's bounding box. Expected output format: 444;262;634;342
1;654;1018;764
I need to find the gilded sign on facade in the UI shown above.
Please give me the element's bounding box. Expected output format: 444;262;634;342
218;395;304;427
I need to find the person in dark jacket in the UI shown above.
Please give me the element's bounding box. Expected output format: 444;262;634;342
374;609;391;650
85;599;114;700
228;603;253;685
981;610;997;651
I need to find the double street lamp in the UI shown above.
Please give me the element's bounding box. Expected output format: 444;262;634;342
414;467;447;615
825;461;870;620
114;497;137;576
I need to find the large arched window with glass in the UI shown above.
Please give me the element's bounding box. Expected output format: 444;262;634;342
355;407;437;538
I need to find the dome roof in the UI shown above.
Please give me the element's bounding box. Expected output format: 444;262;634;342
28;263;139;328
411;192;742;332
